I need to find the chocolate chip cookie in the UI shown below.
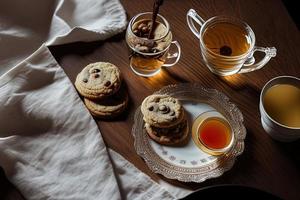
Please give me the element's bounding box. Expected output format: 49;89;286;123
145;119;189;146
84;86;128;119
141;94;189;146
75;62;122;100
141;94;184;128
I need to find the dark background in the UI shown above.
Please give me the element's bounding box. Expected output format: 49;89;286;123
283;0;299;28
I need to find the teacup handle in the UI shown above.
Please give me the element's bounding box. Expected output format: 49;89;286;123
162;41;181;67
239;47;277;74
186;9;205;39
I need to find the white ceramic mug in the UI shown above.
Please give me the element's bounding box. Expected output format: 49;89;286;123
260;76;300;142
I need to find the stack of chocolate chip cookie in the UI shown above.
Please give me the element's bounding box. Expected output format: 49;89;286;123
141;94;189;146
75;62;128;119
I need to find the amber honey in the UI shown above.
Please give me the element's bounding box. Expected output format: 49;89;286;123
198;118;232;149
192;114;233;156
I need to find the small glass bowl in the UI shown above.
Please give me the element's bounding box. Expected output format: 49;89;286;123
192;111;235;156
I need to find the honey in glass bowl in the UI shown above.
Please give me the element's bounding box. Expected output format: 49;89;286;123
199;118;232;149
192;115;234;156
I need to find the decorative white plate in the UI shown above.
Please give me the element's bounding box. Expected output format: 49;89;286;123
132;83;246;183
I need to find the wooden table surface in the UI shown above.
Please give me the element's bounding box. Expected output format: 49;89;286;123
1;0;300;199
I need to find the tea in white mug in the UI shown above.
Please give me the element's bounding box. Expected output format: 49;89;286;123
263;84;300;128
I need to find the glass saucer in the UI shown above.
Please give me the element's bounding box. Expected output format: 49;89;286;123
132;83;246;182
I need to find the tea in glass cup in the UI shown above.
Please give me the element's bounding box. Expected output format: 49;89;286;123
126;12;181;77
187;9;277;76
203;22;250;57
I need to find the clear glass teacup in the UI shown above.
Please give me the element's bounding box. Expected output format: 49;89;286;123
187;9;276;76
126;12;181;77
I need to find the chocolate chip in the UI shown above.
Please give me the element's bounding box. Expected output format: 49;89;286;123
104;81;111;87
155;98;160;103
83;78;88;83
159;105;170;114
114;95;121;101
220;45;232;56
170;111;175;116
91;69;100;73
148;106;154;111
143;40;155;48
159;105;167;111
93;74;100;78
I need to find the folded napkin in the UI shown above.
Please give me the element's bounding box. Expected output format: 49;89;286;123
0;0;192;199
0;0;126;75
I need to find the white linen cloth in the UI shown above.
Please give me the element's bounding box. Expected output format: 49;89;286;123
0;0;126;76
0;0;192;199
0;45;176;199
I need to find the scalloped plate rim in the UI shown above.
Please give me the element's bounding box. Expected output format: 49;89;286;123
132;83;246;183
